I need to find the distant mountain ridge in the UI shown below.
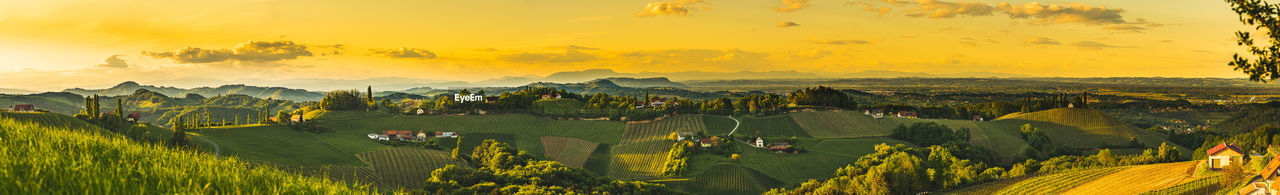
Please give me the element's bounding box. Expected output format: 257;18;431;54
62;81;322;101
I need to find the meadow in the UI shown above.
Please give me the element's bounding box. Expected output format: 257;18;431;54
0;113;373;194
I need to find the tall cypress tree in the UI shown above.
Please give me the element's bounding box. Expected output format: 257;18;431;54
367;86;375;107
115;99;124;117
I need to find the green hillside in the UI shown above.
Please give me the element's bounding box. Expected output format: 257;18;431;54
0;92;84;114
531;98;586;114
995;108;1173;149
0;113;373;194
669;163;783;195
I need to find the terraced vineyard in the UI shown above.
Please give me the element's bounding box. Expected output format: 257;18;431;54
541;136;601;168
679;163;783;195
607;115;704;180
992;167;1127;195
994;108;1179;152
355;148;469;190
1062;162;1200;195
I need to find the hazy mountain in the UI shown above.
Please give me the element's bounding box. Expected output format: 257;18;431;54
62;81;322;102
474;76;538;87
0;88;38;95
541;69;820;83
836;70;1032;78
595;77;688;88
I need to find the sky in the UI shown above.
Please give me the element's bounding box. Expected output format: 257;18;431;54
0;0;1263;91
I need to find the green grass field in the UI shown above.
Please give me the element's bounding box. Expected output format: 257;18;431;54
192;125;375;166
355;148;468;190
701;115;738;135
0;113;373;194
996;108;1181;151
734;114;811;138
682;137;913;186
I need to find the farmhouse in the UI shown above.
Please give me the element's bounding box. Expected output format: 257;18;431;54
755;137;765;148
367;133;390;141
699;137;717;147
972;115;984;121
11;104;34;111
769;142;792;153
126;112;141;122
541;93;561;100
1243;155;1280;195
417;131;429;139
676;132;694;141
416;108;426;115
649;97;667;107
864;109;884;118
383;130;414;140
1207;142;1248;169
895;111;918;119
431;131;458;138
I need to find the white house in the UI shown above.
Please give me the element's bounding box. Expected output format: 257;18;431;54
367;133;379;139
416;108;426;115
755;137;765;148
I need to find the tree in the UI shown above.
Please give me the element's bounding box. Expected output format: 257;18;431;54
452;136;463;159
115;98;123;117
367;86;376;109
1095;149;1116;166
277;110;292;124
731;153;741;160
169;117;190;148
1226;0;1280;81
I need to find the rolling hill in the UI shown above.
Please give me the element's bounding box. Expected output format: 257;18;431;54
64;81;323;102
0;92;85;114
995;108;1175;149
594;77;688;88
0;112;372;193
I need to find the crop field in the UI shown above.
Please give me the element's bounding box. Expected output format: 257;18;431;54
677;163;783;195
269;165;379;189
701;115;738;135
541;136;600;168
729;138;912;185
0;115;373;194
790;111;899;138
355;148;468;190
583;144;614;175
1062;162;1200;195
0;111;100;130
994;108;1180;152
607;115;703;180
990;167;1127;195
735;114;811;138
193;125;372;166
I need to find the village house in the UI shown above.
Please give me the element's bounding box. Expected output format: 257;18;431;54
432;131;458;138
416;108;426;115
541;93;561;100
755;137;765;148
11;104;34;112
896;111;918;119
1241;155;1280;195
1207;142;1249;169
383;130;414;140
417;131;429;140
769;142;792;153
649;97;667;107
126;112;141;122
972;115;984;121
676;132;694;141
863;109;884;118
699;137;717;147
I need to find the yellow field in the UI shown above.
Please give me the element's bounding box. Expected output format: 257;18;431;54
992;167;1128;195
1062;162;1200;195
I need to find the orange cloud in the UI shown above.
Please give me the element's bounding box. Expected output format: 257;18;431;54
774;0;810;13
370;47;437;59
142;40;313;64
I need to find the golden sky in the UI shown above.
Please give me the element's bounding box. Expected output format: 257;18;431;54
0;0;1261;90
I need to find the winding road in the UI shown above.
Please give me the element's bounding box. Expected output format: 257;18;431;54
187;133;220;159
724;115;741;136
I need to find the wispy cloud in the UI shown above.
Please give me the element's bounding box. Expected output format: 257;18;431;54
808;38;871;45
1024;37;1061;45
774;0;811;13
855;0;1160;32
637;0;710;17
141;40;313;64
97;55;130;68
369;47;437;59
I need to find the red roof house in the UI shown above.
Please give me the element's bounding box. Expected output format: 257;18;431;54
1207;142;1248;169
12;104;33;111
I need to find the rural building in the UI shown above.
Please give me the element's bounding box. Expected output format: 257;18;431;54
431;131;458;138
417;131;429;139
864;109;884;118
649;97;667;107
895;111;918;119
972;115;984;121
367;133;390;141
1207;142;1249;169
769;142;792;153
541;93;561;99
1243;155;1280;195
11;104;34;111
755;137;765;148
126;112;141;122
676;132;694;141
699;138;716;147
383;131;414;140
416;108;426;115
1240;182;1269;195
